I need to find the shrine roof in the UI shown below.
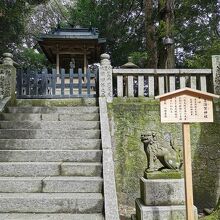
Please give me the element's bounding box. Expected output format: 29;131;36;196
38;27;106;43
155;88;219;99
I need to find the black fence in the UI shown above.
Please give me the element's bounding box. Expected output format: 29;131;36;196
16;68;98;99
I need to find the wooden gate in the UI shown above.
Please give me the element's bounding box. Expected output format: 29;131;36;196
16;68;98;99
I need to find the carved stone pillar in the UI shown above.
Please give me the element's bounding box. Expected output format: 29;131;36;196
212;55;220;94
0;53;16;102
99;53;113;103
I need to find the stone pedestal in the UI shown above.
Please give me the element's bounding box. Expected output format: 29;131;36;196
133;177;198;220
140;177;185;206
135;199;198;220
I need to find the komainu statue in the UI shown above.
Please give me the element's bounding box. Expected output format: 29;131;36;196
141;132;182;172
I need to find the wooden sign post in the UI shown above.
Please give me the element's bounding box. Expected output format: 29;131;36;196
156;88;219;220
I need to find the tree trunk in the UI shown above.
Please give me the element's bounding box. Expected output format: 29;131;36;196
158;0;175;69
145;0;158;68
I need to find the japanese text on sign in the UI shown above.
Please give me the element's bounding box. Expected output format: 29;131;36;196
160;95;213;123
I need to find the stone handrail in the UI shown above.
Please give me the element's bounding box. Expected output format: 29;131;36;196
99;54;220;102
99;97;120;220
0;53;17;111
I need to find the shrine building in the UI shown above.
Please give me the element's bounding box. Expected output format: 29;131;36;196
37;27;106;73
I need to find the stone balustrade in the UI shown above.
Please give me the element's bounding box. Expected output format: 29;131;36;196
113;68;212;97
99;54;220;102
1;52;220;103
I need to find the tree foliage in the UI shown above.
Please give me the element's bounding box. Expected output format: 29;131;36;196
69;0;145;66
24;0;72;48
175;0;220;68
0;0;74;68
17;48;49;69
0;0;49;55
130;51;148;68
0;0;219;68
68;0;220;68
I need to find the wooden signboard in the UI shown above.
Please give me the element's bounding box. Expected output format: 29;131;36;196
156;88;219;220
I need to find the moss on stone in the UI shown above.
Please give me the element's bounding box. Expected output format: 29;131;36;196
14;98;98;107
203;208;220;220
109;98;182;205
109;98;220;211
144;170;183;179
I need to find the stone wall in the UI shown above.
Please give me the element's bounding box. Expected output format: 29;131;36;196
108;98;220;212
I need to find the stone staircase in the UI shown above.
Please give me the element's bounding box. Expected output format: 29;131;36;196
0;104;104;220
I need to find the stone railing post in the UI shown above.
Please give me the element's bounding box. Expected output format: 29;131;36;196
0;53;16;102
99;53;113;103
212;55;220;94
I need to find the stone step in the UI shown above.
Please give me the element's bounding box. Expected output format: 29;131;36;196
0;177;43;193
0;177;103;193
61;162;102;177
15;98;97;107
0;129;100;139
7;106;99;114
43;176;103;193
0;213;104;220
0;113;99;121
0;162;60;177
0;162;102;177
0;150;102;162
0;121;100;130
0;139;101;150
0;193;103;213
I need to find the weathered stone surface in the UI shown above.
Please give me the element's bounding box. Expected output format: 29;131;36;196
0;193;103;213
0;150;102;162
140;177;185;206
0;139;101;150
144;171;183;179
135;199;198;220
0;213;104;220
43;177;103;193
110;98;220;212
7;106;99;114
59;113;99;121
0;56;16;101
0;177;43;193
0;121;100;130
212;55;220;95
0;129;100;139
131;214;137;220
0;103;105;219
99;53;113;103
61;162;102;177
0;162;60;177
140;132;182;172
0;113;99;121
0;97;11;113
109;98;182;207
15;98;98;107
99;97;120;220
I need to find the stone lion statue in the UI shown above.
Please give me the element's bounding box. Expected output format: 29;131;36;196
141;132;182;172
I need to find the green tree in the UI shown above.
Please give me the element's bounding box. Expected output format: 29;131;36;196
69;0;220;68
69;0;145;66
17;48;49;69
175;0;220;68
0;0;48;55
185;39;220;68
